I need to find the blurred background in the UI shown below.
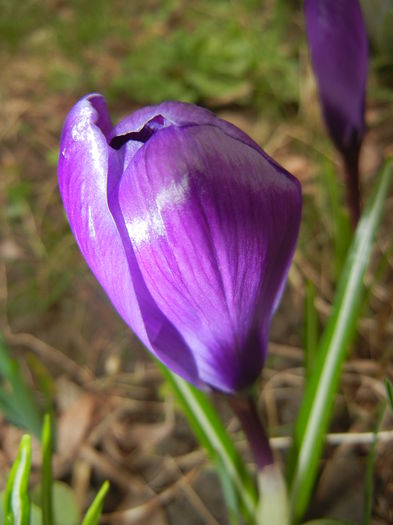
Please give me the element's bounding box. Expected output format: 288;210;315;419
0;0;393;523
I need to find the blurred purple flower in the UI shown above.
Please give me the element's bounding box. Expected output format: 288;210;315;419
58;94;301;393
305;0;368;223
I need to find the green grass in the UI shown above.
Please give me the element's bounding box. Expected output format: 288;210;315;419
0;0;301;114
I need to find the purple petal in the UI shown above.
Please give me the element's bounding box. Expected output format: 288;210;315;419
60;95;302;393
305;0;368;155
115;124;301;392
113;100;263;158
58;94;150;348
59;95;201;386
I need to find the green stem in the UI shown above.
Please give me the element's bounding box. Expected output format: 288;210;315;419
41;413;54;525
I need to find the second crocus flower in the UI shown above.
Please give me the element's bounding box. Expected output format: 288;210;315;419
305;0;368;224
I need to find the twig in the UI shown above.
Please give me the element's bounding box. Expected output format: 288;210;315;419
99;466;200;523
269;429;393;450
167;457;221;525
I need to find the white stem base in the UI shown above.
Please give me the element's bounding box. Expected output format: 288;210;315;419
257;464;289;525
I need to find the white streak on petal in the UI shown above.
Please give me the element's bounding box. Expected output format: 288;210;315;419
126;174;189;247
88;206;96;239
71;106;94;142
126;216;150;244
156;175;189;210
89;133;103;175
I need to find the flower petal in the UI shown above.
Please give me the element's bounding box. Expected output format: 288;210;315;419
305;0;368;154
58;94;149;348
60;95;208;388
113;100;262;157
115;124;301;392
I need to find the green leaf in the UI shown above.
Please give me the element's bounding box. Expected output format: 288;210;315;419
81;481;110;525
0;493;42;525
0;336;43;437
4;434;32;525
31;482;80;525
215;454;241;525
385;378;393;414
156;361;258;524
288;159;392;523
41;413;54;525
52;483;79;525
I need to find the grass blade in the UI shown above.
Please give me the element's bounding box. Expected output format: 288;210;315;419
363;403;385;525
288;159;392;523
321;160;352;280
215;454;241;525
41;413;54;525
81;480;110;525
385;378;393;414
303;280;318;380
157;362;258;524
0;336;43;437
4;434;32;525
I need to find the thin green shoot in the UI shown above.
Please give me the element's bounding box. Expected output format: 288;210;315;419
363;403;386;525
303;280;319;380
41;413;54;525
384;378;393;414
287;159;392;523
81;481;110;525
4;434;32;525
321;160;352;280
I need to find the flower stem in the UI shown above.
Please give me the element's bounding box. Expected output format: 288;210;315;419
230;393;274;471
230;394;289;525
343;146;361;227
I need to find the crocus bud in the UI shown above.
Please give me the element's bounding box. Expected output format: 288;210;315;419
58;94;301;393
305;0;368;224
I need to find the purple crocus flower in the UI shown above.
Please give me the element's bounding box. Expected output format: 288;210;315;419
58;94;301;393
305;0;368;224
